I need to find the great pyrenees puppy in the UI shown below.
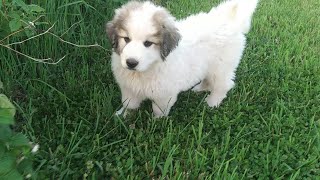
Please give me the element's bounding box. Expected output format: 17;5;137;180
107;0;258;117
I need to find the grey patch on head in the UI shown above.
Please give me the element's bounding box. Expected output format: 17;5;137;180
106;1;144;54
106;22;119;53
153;9;181;60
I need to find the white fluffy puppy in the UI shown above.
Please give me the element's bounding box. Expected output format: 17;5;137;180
107;0;258;117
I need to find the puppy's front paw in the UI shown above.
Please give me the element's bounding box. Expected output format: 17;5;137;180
115;107;127;117
152;105;168;118
153;112;167;118
206;94;225;108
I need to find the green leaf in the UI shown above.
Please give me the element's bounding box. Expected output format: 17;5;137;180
0;95;15;111
9;133;30;147
0;125;13;141
0;155;15;175
17;159;33;176
8;11;21;20
12;0;28;10
0;0;2;9
28;5;45;13
9;19;22;32
24;29;35;38
0;109;15;125
0;169;23;180
0;15;10;39
0;144;5;158
0;94;16;125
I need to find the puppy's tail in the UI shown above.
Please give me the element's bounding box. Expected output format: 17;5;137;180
210;0;258;34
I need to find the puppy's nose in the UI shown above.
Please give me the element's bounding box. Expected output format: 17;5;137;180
126;58;139;69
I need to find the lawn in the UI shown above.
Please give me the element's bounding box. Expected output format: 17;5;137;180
0;0;319;179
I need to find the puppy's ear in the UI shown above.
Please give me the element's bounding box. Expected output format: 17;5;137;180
160;23;181;60
106;21;119;53
153;10;181;60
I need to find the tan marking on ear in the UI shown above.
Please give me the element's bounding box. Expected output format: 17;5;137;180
106;1;144;54
117;29;128;37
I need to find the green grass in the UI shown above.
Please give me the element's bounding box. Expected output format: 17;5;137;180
1;0;320;179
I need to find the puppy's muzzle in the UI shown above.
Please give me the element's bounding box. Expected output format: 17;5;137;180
126;58;139;70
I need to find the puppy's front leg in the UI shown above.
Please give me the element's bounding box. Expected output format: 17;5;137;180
116;87;143;117
152;95;177;118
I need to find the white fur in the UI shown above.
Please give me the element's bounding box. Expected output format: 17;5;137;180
110;0;258;117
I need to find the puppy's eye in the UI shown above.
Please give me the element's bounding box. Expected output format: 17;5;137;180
124;37;131;43
143;41;153;47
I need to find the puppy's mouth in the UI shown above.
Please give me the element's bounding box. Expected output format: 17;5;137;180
127;67;136;71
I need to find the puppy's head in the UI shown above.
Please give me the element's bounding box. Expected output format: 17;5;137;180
106;1;181;72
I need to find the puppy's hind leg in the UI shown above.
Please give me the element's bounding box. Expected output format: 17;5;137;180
152;95;177;118
206;72;235;108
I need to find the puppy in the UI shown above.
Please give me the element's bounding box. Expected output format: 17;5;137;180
106;0;258;117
